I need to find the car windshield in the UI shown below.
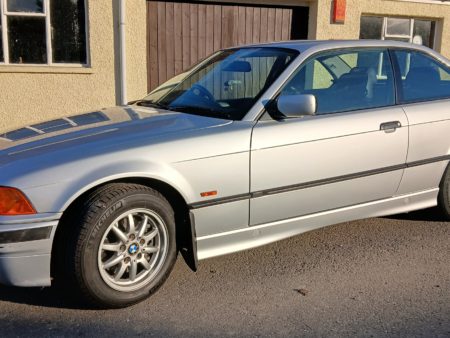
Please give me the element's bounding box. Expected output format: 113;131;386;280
137;47;299;120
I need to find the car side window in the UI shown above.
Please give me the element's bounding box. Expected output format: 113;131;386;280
392;50;450;103
280;49;396;115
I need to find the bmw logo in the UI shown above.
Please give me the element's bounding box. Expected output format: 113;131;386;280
128;244;139;255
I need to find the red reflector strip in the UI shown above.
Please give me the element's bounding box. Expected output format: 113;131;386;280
200;191;218;198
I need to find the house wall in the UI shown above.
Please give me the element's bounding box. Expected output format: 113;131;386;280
1;0;449;132
312;0;450;57
0;0;147;132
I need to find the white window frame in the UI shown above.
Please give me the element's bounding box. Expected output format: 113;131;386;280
383;17;415;42
0;0;89;67
368;16;436;78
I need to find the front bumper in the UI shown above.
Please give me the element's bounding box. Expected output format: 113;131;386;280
0;213;61;287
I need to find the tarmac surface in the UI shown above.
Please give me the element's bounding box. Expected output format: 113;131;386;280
0;207;449;337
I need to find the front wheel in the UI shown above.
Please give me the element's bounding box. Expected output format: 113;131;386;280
438;165;450;220
60;183;177;308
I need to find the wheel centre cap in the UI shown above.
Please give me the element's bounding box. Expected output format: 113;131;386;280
128;243;140;255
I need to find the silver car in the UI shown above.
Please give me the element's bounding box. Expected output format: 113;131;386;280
1;40;449;308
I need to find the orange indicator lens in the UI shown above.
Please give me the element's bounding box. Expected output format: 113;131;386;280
0;187;36;216
200;191;218;198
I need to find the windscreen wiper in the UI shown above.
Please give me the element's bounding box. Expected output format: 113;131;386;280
134;100;171;110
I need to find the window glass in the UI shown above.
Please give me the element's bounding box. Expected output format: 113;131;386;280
280;49;395;115
141;47;299;120
413;20;435;48
6;0;44;13
51;0;87;63
360;16;436;49
0;0;87;65
393;50;450;103
321;55;352;78
309;61;333;89
386;37;410;43
359;16;383;39
8;17;47;63
386;18;411;36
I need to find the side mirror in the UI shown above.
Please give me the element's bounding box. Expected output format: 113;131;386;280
277;94;317;118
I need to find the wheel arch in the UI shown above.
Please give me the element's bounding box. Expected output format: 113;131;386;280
51;176;197;282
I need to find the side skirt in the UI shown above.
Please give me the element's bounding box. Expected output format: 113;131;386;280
196;188;439;261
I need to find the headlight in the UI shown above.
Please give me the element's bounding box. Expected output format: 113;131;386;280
0;187;36;216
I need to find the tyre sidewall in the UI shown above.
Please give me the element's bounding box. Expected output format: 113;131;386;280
80;191;176;307
439;165;450;220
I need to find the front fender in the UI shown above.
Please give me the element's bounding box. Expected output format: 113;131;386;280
21;159;195;213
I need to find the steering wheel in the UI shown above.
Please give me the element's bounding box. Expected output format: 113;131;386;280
191;84;216;102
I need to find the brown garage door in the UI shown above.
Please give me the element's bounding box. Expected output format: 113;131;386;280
146;1;308;91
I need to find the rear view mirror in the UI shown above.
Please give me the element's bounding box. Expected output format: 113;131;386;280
277;94;317;118
222;60;252;73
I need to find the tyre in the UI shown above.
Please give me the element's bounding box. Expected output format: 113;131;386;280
438;165;450;220
59;183;177;308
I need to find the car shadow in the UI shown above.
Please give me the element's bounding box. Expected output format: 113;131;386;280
0;285;95;310
384;206;449;222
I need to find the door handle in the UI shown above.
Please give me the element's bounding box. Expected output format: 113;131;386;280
380;121;402;133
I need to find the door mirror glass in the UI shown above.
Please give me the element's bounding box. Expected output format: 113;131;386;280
277;94;317;118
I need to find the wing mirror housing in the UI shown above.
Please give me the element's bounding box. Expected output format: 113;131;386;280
276;94;317;118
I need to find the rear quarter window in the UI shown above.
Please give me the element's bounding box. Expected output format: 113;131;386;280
393;50;450;103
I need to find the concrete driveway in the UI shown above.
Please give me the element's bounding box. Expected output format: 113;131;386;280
0;207;448;337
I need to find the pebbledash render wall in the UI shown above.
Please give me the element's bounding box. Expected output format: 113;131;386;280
0;0;148;132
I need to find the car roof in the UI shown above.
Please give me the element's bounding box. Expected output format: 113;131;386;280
229;39;450;65
233;39;430;53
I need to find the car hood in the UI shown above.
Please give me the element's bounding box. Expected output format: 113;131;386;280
0;105;231;167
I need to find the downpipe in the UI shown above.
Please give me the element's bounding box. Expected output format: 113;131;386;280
119;0;127;105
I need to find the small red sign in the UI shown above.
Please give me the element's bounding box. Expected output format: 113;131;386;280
333;0;346;24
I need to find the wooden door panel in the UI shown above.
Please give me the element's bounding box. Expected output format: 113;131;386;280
146;1;295;91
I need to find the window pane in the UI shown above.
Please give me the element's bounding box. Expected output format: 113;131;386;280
360;16;383;40
149;48;298;120
394;50;450;103
8;17;47;64
281;49;395;115
7;0;44;13
386;18;411;36
322;55;352;78
310;61;333;90
51;0;87;63
385;37;410;43
413;20;435;48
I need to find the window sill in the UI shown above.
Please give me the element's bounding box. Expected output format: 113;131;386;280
0;65;94;74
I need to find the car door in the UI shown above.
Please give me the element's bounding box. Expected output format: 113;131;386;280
250;48;409;226
391;49;450;195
